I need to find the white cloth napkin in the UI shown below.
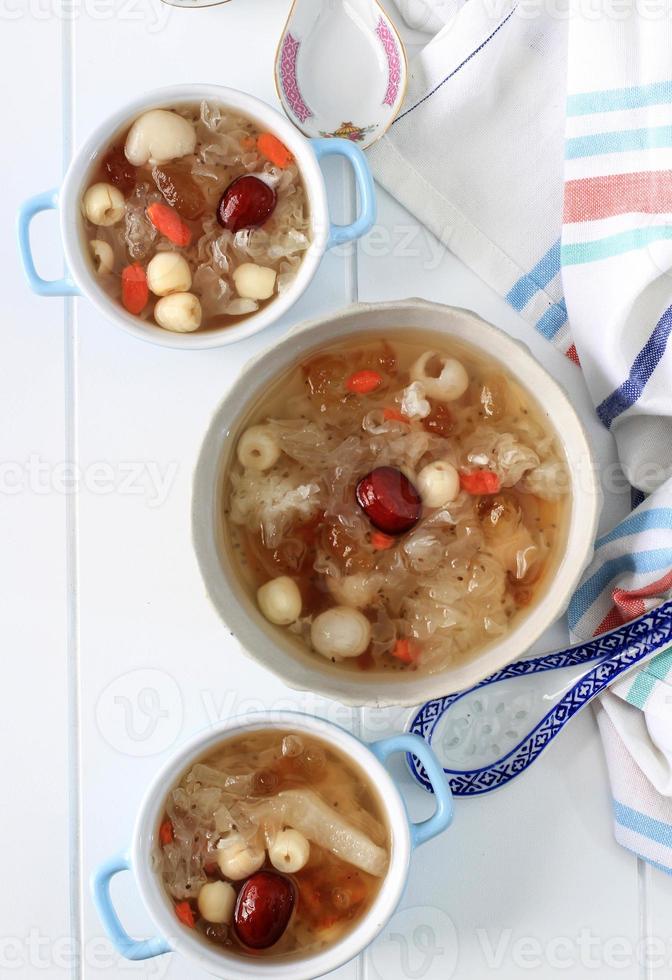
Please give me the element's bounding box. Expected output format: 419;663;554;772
388;0;459;33
373;0;672;870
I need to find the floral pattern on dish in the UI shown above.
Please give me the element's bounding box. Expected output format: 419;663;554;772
319;121;377;142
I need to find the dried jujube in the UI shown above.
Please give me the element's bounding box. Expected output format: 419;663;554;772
217;175;276;232
233;871;295;949
355;466;422;535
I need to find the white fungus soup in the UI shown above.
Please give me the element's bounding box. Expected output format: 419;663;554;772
80;101;310;333
224;332;570;674
156;729;389;957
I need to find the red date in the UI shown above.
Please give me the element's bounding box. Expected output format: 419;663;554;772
217;175;276;232
355;467;422;535
234;871;295;949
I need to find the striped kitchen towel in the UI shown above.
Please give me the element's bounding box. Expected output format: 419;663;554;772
562;6;672;491
375;0;672;869
562;3;672;870
596;705;672;872
568;490;672;868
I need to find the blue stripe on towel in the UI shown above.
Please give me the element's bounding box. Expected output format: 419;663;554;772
595;508;672;548
566;126;672;160
614;801;672;848
394;6;517;124
642;858;672;876
506;240;561;311
596;304;672;427
567;80;672;117
631;487;647;510
626;671;659;709
536;300;567;339
568;548;672;630
562;226;672;265
646;648;672;681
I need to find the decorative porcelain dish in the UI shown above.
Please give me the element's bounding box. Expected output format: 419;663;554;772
275;0;407;149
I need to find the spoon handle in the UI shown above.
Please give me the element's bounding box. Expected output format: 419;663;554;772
408;597;672;797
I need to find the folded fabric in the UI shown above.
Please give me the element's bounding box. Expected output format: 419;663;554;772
389;0;460;33
562;2;672;491
559;0;672;869
568;485;672;856
378;0;672;870
596;704;672;872
371;1;573;351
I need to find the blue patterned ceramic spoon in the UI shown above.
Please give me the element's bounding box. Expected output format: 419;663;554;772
406;598;672;797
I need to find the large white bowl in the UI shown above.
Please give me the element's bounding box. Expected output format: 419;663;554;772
17;84;375;350
192;299;602;706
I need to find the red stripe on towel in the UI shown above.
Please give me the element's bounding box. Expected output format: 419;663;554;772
564;171;672;223
614;568;672;618
594;604;624;635
593;568;672;635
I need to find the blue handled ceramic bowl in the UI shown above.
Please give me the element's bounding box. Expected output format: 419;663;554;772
17;84;376;350
91;710;452;979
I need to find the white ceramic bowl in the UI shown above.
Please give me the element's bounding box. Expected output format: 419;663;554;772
17;84;375;349
91;711;453;979
192;299;602;707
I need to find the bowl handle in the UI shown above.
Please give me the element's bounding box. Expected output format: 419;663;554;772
310;138;376;249
371;733;454;848
17;189;80;296
91;851;171;961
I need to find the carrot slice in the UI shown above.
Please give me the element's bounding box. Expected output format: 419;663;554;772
159;819;173;846
257;132;294;168
383;406;408;423
392;638;420;664
174;901;196;928
146;202;192;247
121;263;148;315
459;470;501;495
346;369;383;394
371;530;395;550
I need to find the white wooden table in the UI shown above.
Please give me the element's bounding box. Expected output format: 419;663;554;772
4;1;672;977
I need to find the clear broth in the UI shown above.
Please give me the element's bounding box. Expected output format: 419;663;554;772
80;100;311;332
157;729;389;958
223;330;571;675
